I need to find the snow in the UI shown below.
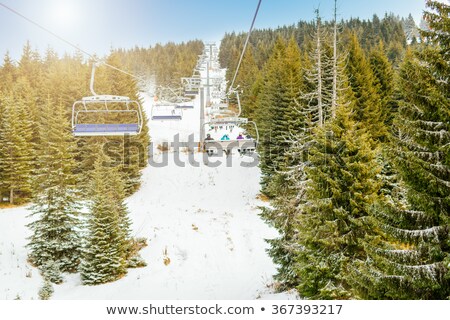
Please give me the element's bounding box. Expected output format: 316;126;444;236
0;44;299;300
0;206;42;299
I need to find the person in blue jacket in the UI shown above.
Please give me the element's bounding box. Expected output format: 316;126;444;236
220;134;230;141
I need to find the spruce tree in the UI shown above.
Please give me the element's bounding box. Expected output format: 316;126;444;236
27;98;81;275
230;45;259;119
294;81;381;299
17;41;43;98
0;95;33;204
349;1;450;299
0;52;16;93
261;13;347;290
368;42;403;201
300;11;334;127
256;37;303;196
369;41;396;126
345;32;386;142
80;153;132;285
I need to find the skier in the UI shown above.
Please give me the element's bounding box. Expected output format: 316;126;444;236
220;134;230;141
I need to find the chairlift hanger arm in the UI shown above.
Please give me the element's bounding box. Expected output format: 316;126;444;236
228;0;262;93
90;62;98;96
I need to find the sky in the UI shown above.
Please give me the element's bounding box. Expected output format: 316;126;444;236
0;0;440;61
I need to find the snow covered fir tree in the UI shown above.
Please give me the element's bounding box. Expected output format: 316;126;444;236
27;98;81;278
80;153;133;285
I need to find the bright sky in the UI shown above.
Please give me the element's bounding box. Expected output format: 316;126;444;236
0;0;439;61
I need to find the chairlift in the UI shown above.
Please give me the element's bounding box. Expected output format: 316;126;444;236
72;63;143;136
209;108;236;117
151;103;183;120
209;116;248;126
203;120;259;156
211;90;226;100
207;89;242;119
175;103;194;109
181;77;201;96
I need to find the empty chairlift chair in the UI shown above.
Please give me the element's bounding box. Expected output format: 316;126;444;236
151;103;183;120
72;95;143;136
175;104;194;109
72;63;143;137
181;77;201;96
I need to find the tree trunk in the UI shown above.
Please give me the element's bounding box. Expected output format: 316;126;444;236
332;0;338;118
9;188;14;205
317;13;323;127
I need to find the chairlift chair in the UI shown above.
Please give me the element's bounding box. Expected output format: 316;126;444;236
151;103;183;120
72;63;143;136
175;103;194;109
203;120;259;156
181;77;201;96
208;117;248;126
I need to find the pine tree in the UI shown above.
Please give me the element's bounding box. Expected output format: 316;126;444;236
368;41;402;202
17;41;43;97
38;281;54;300
261;11;349;289
0;52;16;93
402;14;420;44
80;153;132;285
230;45;259;119
261;191;302;290
294;81;381;299
369;41;396;126
349;1;450;299
27;98;81;275
0;95;34;204
256;37;303;196
300;11;334;127
345;32;386;141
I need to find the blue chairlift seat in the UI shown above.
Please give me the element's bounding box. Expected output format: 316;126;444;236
72;94;143;137
175;104;194;109
73;123;140;136
151;114;182;120
151;104;183;121
184;90;198;96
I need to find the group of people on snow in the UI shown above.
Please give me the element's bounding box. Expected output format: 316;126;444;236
204;133;251;141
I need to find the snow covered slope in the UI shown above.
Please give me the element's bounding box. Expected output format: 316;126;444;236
51;150;277;299
0;90;281;301
0;206;42;299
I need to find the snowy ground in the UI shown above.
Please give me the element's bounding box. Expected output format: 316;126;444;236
0;80;300;300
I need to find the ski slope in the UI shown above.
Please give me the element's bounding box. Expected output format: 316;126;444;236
0;94;282;299
0;90;291;301
51;92;280;299
0;44;299;300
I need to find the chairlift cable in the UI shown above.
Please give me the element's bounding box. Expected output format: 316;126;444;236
228;0;262;92
0;2;142;81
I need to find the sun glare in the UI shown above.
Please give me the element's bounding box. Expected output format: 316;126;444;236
49;0;78;29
